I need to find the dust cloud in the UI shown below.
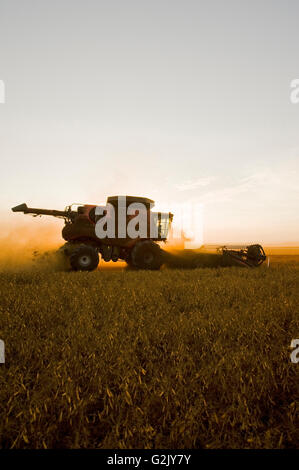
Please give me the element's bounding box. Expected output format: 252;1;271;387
0;221;63;272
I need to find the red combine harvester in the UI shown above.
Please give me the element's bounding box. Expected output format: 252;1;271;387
12;196;173;271
12;196;266;271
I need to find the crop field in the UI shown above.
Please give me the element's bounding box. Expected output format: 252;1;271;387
0;258;298;449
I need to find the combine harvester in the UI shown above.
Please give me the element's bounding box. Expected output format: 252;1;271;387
12;196;266;271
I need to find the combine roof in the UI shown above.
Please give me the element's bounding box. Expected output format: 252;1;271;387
107;196;155;208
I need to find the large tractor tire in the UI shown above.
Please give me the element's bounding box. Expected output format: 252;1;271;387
130;241;163;270
70;244;99;271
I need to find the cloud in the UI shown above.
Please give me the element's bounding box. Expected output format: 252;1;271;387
170;166;299;212
168;168;298;210
175;176;215;192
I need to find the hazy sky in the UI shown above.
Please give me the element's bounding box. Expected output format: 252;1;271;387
1;0;299;244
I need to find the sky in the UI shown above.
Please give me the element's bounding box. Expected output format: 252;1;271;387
1;0;299;245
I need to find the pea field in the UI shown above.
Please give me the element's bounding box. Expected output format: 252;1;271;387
0;256;298;449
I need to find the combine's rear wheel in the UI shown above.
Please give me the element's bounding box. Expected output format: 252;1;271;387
130;241;163;270
70;245;99;271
